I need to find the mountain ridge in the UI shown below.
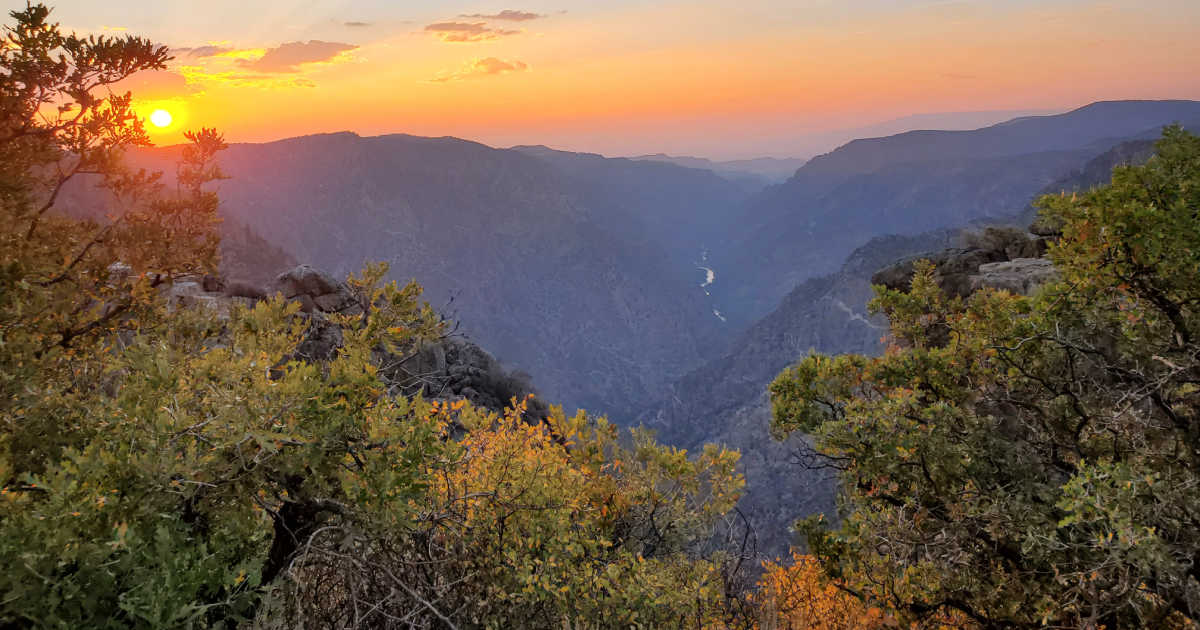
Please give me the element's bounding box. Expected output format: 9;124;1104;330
713;100;1200;327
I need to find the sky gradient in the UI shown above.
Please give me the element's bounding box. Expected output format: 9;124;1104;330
31;0;1200;158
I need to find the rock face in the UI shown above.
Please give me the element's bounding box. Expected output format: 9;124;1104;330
163;277;257;314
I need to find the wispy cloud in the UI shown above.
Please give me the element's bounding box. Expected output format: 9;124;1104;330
178;65;318;89
459;10;543;21
344;21;372;27
424;21;520;43
213;48;266;61
236;40;357;73
430;57;528;82
165;40;355;90
173;45;233;58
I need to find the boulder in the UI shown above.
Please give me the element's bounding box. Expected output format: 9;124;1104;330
157;264;543;419
872;225;1058;299
1005;236;1049;260
970;258;1059;295
271;265;341;299
313;292;359;314
293;293;316;314
164;280;205;311
270;265;362;315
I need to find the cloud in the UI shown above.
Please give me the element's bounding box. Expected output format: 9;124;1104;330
214;48;267;61
162;40;352;89
236;40;357;73
459;10;543;21
344;21;372;27
424;21;520;42
173;45;232;58
430;57;528;82
178;65;318;89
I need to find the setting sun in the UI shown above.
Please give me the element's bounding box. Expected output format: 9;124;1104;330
149;109;172;128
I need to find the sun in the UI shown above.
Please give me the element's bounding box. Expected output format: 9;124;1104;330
149;109;173;128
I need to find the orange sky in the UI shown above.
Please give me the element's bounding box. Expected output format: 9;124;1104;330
47;0;1200;158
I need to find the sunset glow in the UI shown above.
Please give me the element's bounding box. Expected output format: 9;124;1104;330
52;0;1200;158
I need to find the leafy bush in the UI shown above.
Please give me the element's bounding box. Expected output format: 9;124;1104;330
771;127;1200;628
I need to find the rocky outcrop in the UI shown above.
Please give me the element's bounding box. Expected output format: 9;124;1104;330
159;264;542;416
384;338;548;419
872;247;1010;297
163;276;257;314
269;265;363;316
872;226;1056;298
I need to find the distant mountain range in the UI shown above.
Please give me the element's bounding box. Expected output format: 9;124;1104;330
764;108;1064;160
627;154;809;185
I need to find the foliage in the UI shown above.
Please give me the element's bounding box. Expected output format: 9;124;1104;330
0;5;750;628
269;398;746;628
754;551;886;630
770;127;1200;628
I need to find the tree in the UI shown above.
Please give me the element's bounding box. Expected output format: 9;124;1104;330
0;2;219;476
770;127;1200;628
